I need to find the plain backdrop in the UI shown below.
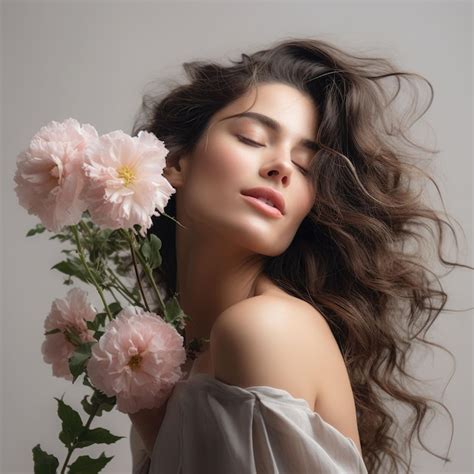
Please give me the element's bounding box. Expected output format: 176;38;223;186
1;1;472;473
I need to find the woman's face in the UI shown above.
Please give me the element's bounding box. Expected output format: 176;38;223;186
166;82;319;256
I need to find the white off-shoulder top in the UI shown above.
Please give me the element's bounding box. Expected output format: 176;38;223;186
130;372;368;474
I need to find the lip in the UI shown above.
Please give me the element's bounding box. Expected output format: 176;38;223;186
241;195;284;218
240;186;286;215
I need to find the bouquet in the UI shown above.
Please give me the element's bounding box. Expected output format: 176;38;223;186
14;118;206;473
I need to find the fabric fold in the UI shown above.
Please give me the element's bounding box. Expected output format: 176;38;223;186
130;372;368;474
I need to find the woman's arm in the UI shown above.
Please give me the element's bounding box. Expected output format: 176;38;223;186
128;399;170;457
128;358;193;457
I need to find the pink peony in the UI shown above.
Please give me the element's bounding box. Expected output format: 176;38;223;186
14;118;98;232
80;130;175;238
86;306;186;414
41;287;97;381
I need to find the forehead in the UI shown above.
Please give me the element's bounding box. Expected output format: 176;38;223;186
212;82;319;137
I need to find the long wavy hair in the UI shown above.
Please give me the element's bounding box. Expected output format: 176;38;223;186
130;37;472;473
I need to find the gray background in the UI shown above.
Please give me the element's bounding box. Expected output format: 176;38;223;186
1;1;472;473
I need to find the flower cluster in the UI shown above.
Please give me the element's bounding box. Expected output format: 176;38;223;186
14;118;175;236
41;287;97;381
14;118;198;473
87;306;186;414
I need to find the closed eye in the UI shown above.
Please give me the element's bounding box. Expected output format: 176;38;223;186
236;135;309;176
236;135;264;147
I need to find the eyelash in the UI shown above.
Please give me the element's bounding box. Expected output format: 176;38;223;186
236;135;309;176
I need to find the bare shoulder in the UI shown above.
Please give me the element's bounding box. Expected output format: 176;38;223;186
210;292;335;358
210;293;337;391
210;292;363;455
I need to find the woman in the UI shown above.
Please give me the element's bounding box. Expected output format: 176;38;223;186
128;37;467;473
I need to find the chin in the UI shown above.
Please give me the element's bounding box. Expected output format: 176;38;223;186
238;232;292;257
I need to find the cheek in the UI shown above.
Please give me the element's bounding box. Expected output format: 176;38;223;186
195;136;251;180
180;137;251;216
292;189;315;226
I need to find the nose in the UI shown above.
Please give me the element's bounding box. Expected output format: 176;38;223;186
259;152;293;185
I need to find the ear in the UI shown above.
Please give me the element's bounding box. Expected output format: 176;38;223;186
163;153;188;188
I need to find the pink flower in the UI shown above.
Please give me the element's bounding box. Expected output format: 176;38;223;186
86;306;186;414
80;130;175;238
14;118;98;232
41;288;97;381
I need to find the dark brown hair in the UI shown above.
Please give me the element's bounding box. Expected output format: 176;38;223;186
130;37;472;473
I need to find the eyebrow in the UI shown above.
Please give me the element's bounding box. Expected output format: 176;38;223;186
220;111;319;152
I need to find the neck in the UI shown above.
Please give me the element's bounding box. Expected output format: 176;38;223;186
175;227;265;351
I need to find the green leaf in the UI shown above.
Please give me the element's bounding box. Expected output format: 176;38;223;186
150;233;162;250
87;312;106;332
140;234;162;270
149;234;162;269
164;295;185;322
54;397;83;448
49;232;73;243
86;320;96;331
27;224;46;237
49;233;64;240
75;427;124;448
32;444;59;474
185;336;210;363
82;374;94;389
68;452;113;474
51;260;90;284
91;401;115;418
80;386;116;418
80;395;95;417
44;328;61;336
97;312;107;326
90;391;116;416
107;302;122;316
140;239;151;261
69;342;94;383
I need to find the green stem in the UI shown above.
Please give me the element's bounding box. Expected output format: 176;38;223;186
79;220;136;302
60;446;74;474
107;279;137;306
79;220;138;303
122;230;151;312
106;267;142;305
136;251;166;316
123;229;166;316
70;225;113;322
112;283;143;308
79;220;93;238
161;211;187;229
106;286;121;305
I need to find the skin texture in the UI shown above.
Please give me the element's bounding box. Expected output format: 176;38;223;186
163;82;318;347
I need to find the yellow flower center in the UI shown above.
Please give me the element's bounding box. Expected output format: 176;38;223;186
50;165;62;186
128;354;143;371
50;166;60;179
117;166;136;187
